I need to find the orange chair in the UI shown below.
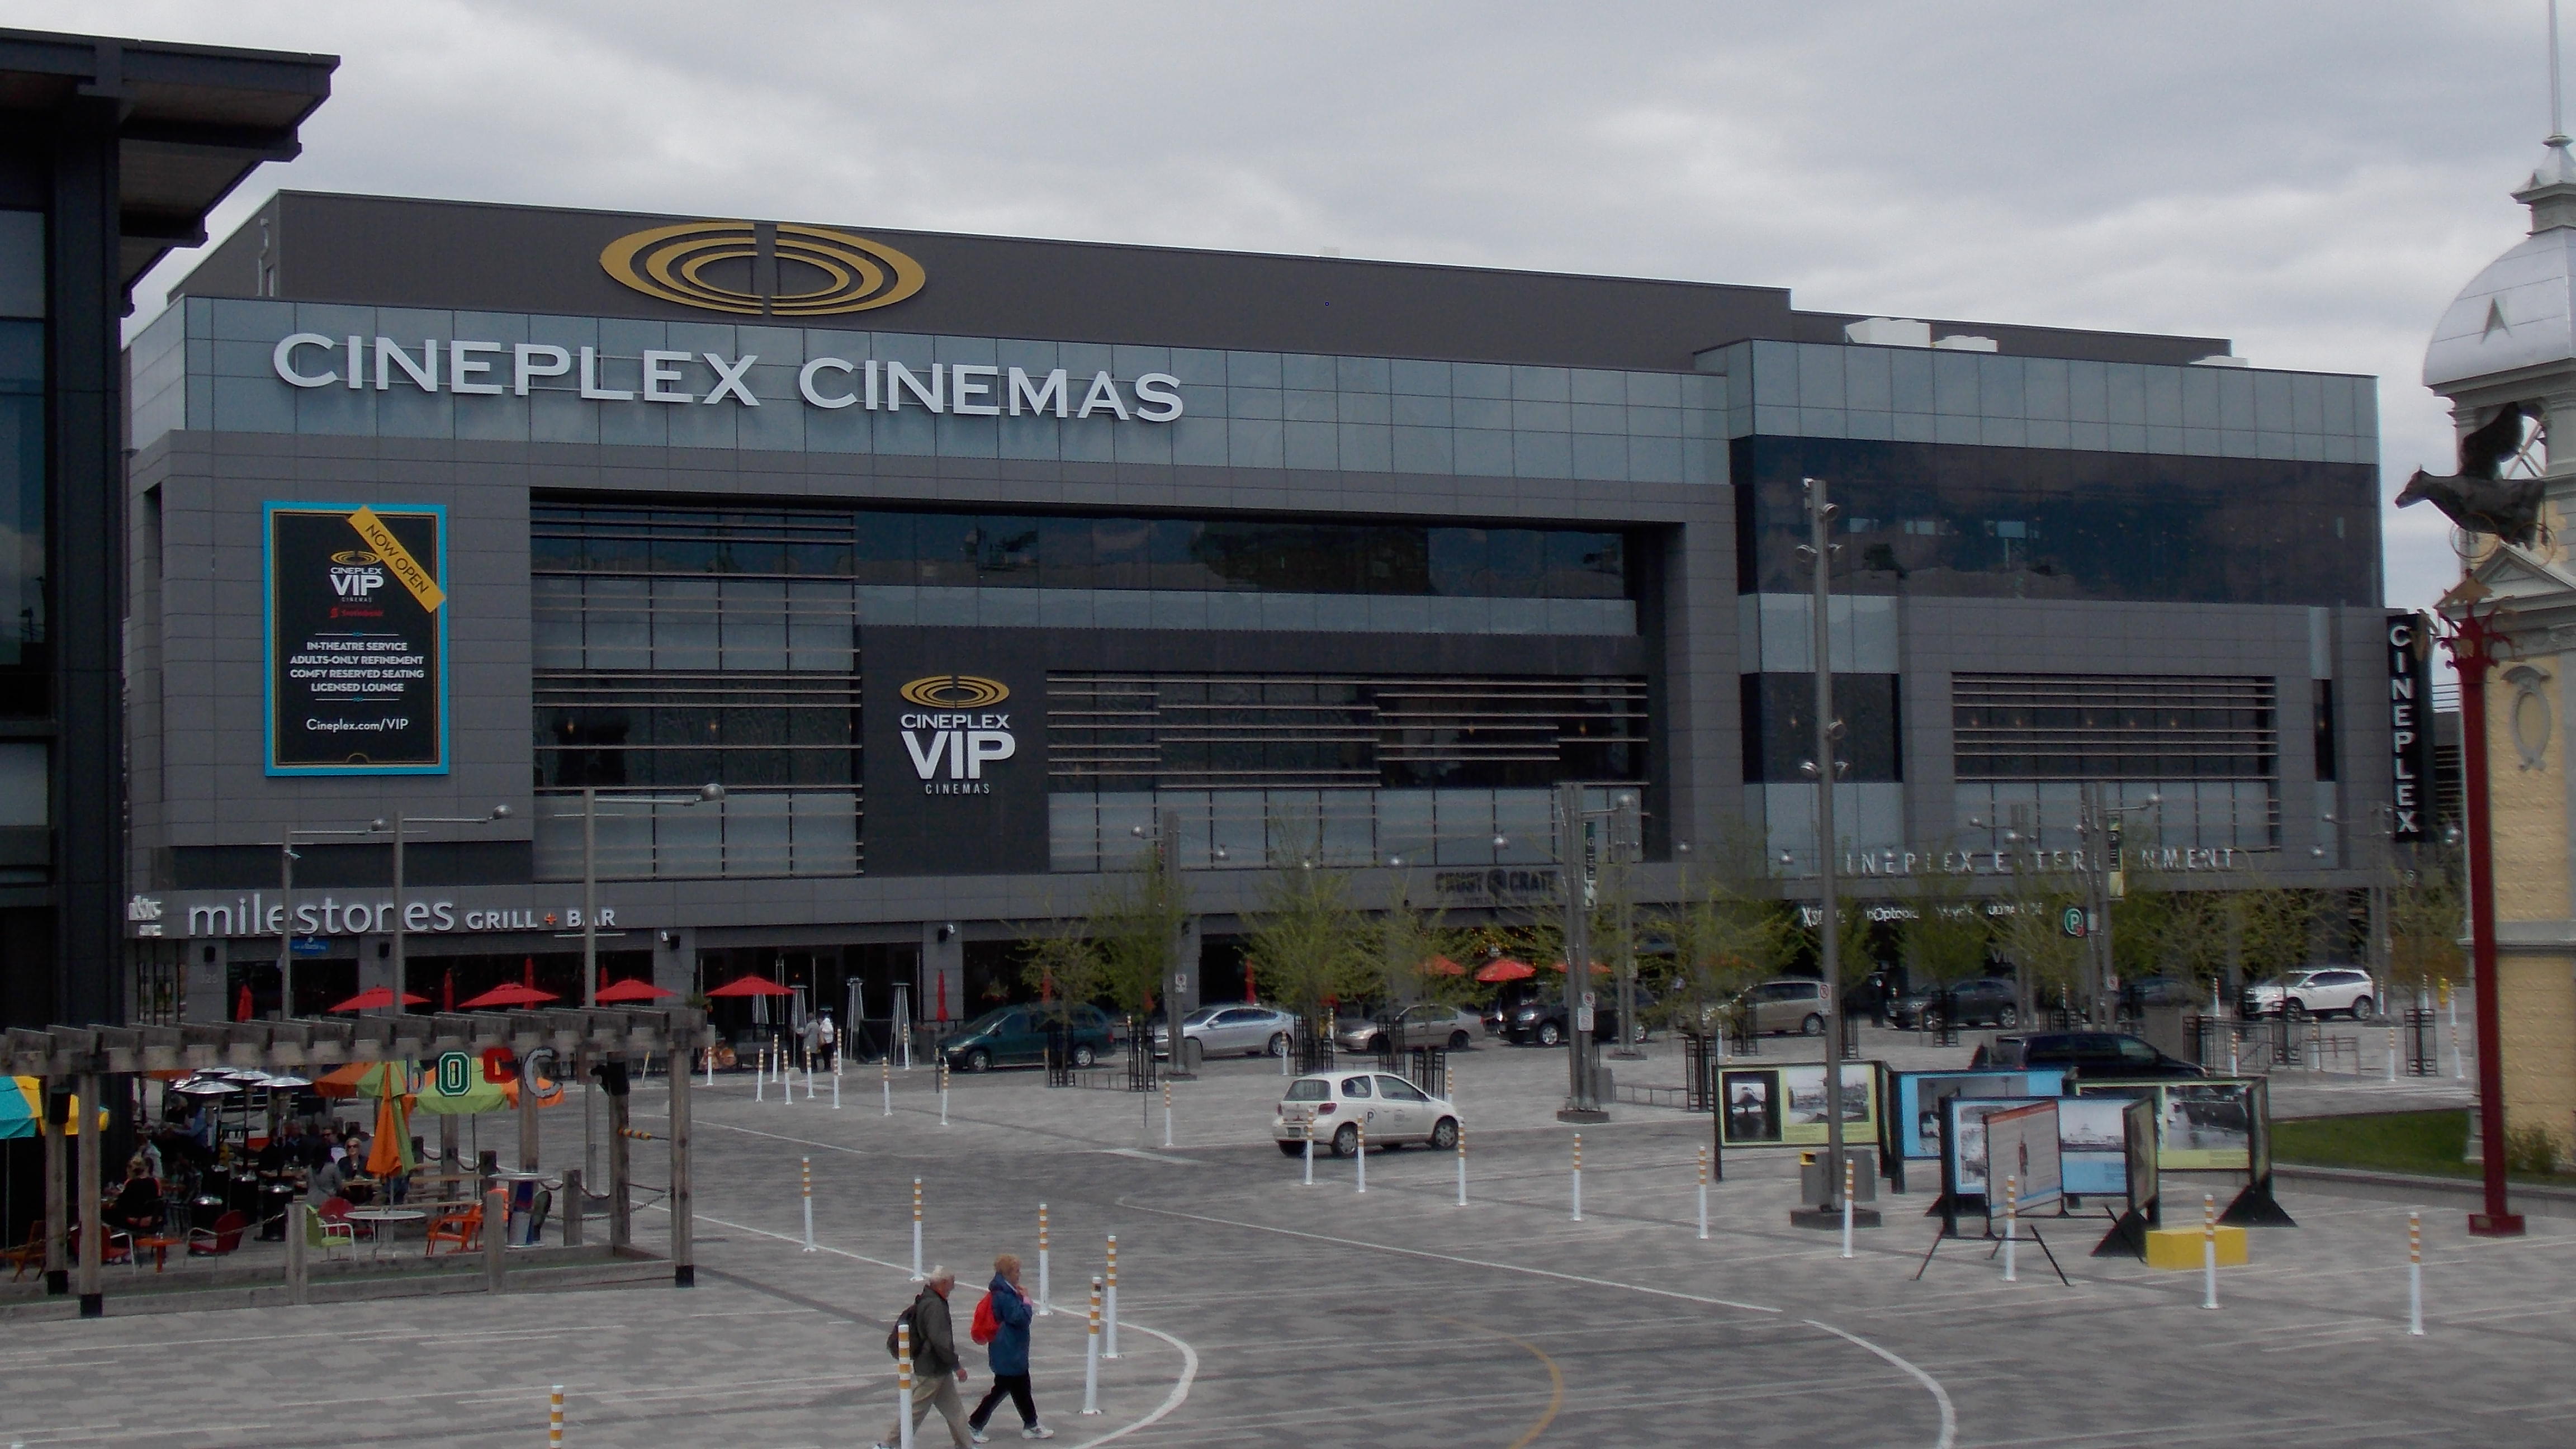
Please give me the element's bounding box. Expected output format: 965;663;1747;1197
2;1219;44;1281
423;1203;481;1256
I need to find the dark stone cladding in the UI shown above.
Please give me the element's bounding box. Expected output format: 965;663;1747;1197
169;191;2233;372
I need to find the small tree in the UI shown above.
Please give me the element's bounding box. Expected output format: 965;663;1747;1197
1017;907;1108;1023
1242;859;1377;1038
1992;874;2087;1020
2384;861;2464;997
1074;847;1190;1020
1905;870;1994;992
1653;869;1794;1034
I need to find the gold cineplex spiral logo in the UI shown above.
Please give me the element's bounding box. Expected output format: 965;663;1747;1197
899;675;1008;709
599;221;926;316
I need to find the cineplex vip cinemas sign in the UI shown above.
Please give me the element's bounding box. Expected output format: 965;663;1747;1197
266;502;447;775
899;674;1016;795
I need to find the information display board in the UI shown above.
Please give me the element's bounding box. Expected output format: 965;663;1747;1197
2075;1077;2267;1172
264;501;449;775
1939;1093;2136;1201
1893;1068;2067;1159
1718;1062;1879;1147
1984;1100;2062;1216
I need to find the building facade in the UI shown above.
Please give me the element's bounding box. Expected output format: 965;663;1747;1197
121;192;2393;1027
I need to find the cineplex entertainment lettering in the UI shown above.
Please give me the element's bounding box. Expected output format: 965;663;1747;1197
266;501;449;775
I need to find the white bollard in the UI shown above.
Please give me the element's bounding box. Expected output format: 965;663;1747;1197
1697;1145;1710;1241
1841;1154;1855;1259
1163;1080;1173;1148
2201;1192;2218;1310
2449;991;2463;1081
548;1385;564;1449
2408;1208;2425;1336
1081;1277;1103;1414
1302;1128;1315;1186
800;1156;816;1253
1104;1234;1120;1360
882;1056;892;1117
1356;1120;1367;1195
897;1320;916;1449
704;1049;714;1087
1037;1203;1052;1315
939;1059;950;1128
2386;1020;2398;1083
780;1050;792;1108
755;1054;765;1102
806;1063;816;1100
1571;1133;1583;1222
832;1071;841;1110
2003;1173;2018;1282
910;1177;925;1281
1455;1121;1468;1209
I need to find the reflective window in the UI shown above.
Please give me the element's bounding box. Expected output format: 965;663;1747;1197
1732;437;2376;606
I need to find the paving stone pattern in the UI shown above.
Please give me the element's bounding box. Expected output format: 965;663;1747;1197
0;1034;2558;1447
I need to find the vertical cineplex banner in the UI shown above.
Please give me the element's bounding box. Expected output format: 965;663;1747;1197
2385;610;2433;842
265;501;450;775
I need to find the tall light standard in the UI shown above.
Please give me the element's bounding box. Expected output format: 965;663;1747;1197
370;804;513;1011
551;782;722;1187
1797;476;1853;1219
558;783;724;1007
273;822;375;1019
2078;784;2162;1022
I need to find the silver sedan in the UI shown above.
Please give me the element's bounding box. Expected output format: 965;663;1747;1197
1153;1003;1299;1059
1335;1002;1483;1053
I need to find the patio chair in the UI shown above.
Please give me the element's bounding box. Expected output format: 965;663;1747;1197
2;1219;42;1281
65;1222;134;1269
424;1203;481;1256
302;1204;353;1261
187;1209;249;1257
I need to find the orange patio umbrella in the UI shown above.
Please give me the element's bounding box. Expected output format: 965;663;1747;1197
1475;958;1535;983
1423;955;1466;977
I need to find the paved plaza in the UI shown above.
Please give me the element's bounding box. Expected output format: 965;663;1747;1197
3;1033;2567;1447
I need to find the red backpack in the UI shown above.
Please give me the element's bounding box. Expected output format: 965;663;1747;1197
969;1291;998;1346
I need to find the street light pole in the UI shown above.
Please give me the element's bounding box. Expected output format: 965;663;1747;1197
1805;476;1847;1211
372;805;514;1012
2441;609;2524;1236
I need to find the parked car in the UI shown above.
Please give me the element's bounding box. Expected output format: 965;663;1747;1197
1734;978;1829;1036
1890;977;2021;1030
1973;1031;2205;1079
1273;1070;1461;1156
1503;987;1655;1046
2115;974;2208;1021
1152;1003;1299;1060
1335;1002;1483;1053
941;1003;1114;1072
2243;968;2378;1021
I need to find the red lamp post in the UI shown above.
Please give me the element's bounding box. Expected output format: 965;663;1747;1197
2440;604;2526;1237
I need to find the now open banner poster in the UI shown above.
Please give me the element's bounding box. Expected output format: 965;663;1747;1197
265;501;450;775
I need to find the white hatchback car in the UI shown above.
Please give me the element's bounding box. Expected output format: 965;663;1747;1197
1275;1071;1461;1157
2244;967;2379;1021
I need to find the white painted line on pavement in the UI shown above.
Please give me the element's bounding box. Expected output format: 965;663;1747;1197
1806;1319;1957;1449
1120;1200;1782;1314
1101;1148;1211;1167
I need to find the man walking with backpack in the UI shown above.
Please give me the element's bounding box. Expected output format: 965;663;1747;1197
967;1253;1053;1440
879;1267;975;1449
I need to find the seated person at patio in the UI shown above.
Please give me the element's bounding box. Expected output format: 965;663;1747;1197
111;1157;165;1233
254;1125;297;1175
307;1150;352;1206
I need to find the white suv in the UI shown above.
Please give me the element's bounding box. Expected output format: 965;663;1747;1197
2244;968;2378;1021
1273;1071;1461;1157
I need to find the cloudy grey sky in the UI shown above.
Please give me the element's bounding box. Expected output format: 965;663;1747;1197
10;1;2561;608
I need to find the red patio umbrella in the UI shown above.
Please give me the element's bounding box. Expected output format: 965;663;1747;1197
1475;958;1535;983
1423;954;1466;977
1547;959;1613;976
595;978;678;1003
328;985;430;1012
458;982;559;1009
236;983;254;1021
441;968;454;1013
705;974;794;998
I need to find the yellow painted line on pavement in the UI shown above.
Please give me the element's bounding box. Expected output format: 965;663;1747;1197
1437;1316;1561;1448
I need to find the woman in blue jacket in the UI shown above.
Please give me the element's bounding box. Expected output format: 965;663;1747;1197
968;1252;1053;1440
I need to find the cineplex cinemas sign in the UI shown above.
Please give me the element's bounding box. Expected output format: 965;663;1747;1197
269;334;1186;422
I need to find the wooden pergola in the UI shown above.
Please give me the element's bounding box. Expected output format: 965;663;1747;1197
4;1007;714;1315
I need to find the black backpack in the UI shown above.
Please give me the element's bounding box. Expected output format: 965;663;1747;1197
884;1296;921;1360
